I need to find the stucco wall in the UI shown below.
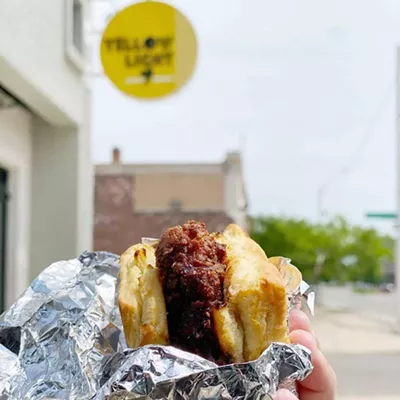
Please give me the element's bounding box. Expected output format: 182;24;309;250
0;0;93;296
0;107;32;307
30;113;93;280
134;172;225;212
75;89;94;256
0;104;93;294
0;0;86;126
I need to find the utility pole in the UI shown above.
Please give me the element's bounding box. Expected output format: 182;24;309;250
317;186;324;222
314;185;328;285
395;46;400;331
313;187;327;306
366;48;400;331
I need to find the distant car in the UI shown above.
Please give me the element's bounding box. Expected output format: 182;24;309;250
379;283;394;293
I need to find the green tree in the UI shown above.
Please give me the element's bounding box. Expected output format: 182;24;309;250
250;216;393;284
342;227;392;283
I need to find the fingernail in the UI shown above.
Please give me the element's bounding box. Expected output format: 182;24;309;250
290;308;306;318
273;389;296;399
289;309;309;329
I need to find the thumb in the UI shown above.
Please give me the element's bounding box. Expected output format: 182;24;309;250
274;389;298;400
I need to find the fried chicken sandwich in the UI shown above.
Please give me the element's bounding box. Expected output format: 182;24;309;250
118;221;302;365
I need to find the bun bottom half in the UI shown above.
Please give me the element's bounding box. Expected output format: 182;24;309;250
118;224;299;363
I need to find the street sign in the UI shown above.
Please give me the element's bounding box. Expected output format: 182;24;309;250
100;1;197;99
365;212;398;219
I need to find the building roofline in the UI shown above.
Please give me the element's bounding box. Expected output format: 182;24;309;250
95;150;244;176
0;57;81;126
95;163;224;175
96;162;222;168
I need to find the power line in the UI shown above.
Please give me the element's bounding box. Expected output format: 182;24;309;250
317;80;393;219
320;80;393;192
342;83;393;174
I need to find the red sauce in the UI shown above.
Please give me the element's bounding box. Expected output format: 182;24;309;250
156;221;228;364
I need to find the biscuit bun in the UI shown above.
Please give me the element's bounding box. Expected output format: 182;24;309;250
118;221;302;364
118;243;169;348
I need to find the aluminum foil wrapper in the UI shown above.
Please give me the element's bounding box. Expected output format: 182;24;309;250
0;252;313;400
0;252;125;399
94;343;311;400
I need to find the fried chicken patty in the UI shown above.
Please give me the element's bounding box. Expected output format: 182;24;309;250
155;221;228;363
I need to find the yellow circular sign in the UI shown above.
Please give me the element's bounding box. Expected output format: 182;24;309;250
100;2;197;99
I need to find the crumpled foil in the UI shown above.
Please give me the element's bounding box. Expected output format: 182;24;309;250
0;252;313;400
94;343;311;400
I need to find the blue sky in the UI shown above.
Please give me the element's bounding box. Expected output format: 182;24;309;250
91;0;400;235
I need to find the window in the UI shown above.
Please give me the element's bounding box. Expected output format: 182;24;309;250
170;199;182;211
0;168;8;313
65;0;86;71
72;0;84;54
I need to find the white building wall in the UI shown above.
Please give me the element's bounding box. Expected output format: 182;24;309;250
75;88;94;257
30;94;93;280
0;0;86;126
30;117;78;280
0;107;32;307
0;0;93;296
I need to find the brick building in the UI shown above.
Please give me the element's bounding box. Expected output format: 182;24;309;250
94;149;248;255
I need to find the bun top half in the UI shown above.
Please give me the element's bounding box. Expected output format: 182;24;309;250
118;222;302;364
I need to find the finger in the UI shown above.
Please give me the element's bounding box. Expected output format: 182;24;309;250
289;310;320;348
290;330;336;399
274;388;298;400
289;309;313;333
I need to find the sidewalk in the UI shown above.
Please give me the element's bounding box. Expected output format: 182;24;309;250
312;307;400;397
312;307;400;354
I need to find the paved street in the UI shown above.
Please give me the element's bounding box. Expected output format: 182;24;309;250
327;352;400;397
316;285;397;324
312;303;400;399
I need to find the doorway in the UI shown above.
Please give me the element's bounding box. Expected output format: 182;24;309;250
0;168;8;313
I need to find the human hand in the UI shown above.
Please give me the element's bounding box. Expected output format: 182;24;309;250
275;309;336;400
